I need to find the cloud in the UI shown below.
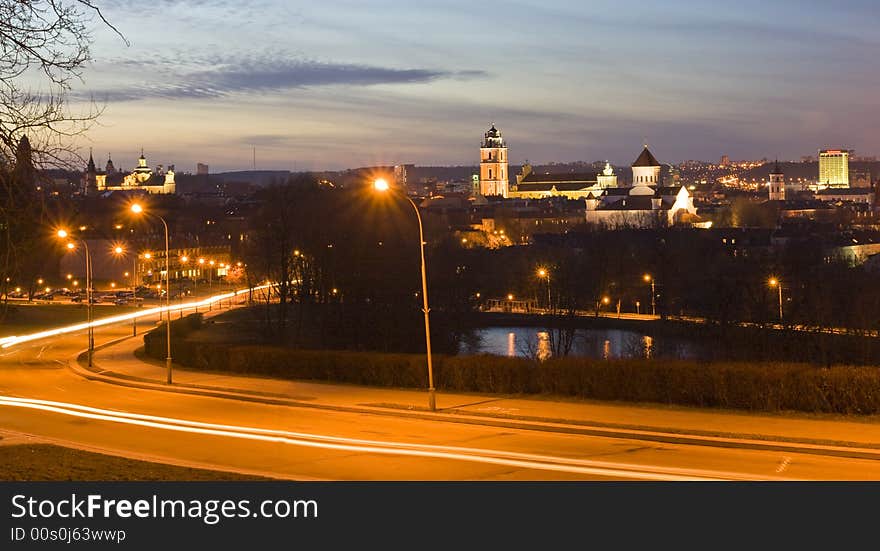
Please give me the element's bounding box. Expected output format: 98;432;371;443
77;53;487;102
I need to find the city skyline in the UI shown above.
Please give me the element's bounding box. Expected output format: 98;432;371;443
51;0;880;171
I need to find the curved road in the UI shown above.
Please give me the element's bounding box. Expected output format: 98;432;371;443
1;318;879;481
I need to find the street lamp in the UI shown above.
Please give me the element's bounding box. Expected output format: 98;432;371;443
643;274;656;317
130;203;173;384
537;267;551;312
373;177;436;411
179;255;189;318
768;277;783;321
57;229;94;367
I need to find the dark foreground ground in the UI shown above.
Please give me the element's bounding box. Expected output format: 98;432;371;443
0;444;265;481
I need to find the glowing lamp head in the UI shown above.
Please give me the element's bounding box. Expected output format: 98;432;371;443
769;278;779;287
114;246;124;254
56;229;68;239
198;258;205;264
507;294;514;301
537;268;547;278
602;296;611;305
643;274;652;282
66;242;75;250
130;204;143;214
144;253;151;260
180;256;189;263
373;178;390;192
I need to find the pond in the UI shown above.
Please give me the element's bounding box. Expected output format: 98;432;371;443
459;326;707;361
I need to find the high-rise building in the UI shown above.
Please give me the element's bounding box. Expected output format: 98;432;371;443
394;164;414;192
720;155;730;166
197;163;209;175
479;124;508;197
768;161;785;201
818;149;850;188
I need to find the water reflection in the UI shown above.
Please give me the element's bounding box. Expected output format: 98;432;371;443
537;331;551;361
460;327;702;361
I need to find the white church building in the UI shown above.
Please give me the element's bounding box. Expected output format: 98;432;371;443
584;146;700;228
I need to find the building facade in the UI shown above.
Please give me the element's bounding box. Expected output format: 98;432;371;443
479;125;509;197
631;146;661;185
85;150;177;195
769;162;785;201
818;149;850;188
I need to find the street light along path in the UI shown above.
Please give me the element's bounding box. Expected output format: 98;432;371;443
0;283;277;349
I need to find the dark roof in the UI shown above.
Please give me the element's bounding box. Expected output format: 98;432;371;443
603;185;684;197
517;182;597;192
632;147;660;167
597;196;656;210
815;188;873;196
520;172;598;184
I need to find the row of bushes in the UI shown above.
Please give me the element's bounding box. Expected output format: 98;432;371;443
144;315;880;414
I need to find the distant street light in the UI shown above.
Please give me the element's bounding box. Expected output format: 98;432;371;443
130;203;173;384
537;268;551;312
643;273;656;317
768;277;783;321
373;177;436;411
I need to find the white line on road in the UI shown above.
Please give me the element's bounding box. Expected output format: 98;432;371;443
0;394;787;481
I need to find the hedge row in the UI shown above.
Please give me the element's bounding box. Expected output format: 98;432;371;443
144;315;880;414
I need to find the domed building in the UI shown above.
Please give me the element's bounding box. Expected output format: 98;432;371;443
84;149;176;195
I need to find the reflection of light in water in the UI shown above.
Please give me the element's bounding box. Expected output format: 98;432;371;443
537;331;551;361
603;339;611;360
643;335;654;359
507;332;516;357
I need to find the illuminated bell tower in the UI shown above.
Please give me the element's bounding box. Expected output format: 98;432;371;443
769;161;785;201
480;124;508;197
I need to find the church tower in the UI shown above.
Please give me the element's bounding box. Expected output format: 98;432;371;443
105;154;115;174
84;149;98;196
631;145;661;186
769;161;785;201
479;124;509;197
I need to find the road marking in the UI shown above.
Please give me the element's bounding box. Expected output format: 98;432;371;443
0;394;787;481
776;456;792;473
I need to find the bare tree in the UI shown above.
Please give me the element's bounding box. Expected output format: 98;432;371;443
0;1;124;315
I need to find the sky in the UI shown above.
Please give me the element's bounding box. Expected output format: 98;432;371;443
61;0;880;172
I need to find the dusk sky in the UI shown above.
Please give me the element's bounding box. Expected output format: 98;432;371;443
66;0;880;173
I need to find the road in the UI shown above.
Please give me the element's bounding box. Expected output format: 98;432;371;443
1;312;879;480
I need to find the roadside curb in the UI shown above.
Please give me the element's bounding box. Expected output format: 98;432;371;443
68;337;880;463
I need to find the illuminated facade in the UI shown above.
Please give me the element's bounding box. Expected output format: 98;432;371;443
631;145;661;185
768;162;785;201
85;150;176;195
508;162;618;200
585;185;699;229
818;149;850;188
479;125;509;197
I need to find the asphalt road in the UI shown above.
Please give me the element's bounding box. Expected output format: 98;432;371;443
1;318;879;481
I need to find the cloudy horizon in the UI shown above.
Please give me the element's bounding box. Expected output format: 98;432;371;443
63;0;880;172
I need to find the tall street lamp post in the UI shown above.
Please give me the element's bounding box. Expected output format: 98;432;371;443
643;273;656;317
57;230;93;366
373;178;436;411
769;277;783;322
131;203;173;384
537;268;551;312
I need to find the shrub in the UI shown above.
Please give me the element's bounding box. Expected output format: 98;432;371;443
141;321;880;414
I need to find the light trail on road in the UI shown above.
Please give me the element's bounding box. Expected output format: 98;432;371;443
0;394;789;481
0;284;276;349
